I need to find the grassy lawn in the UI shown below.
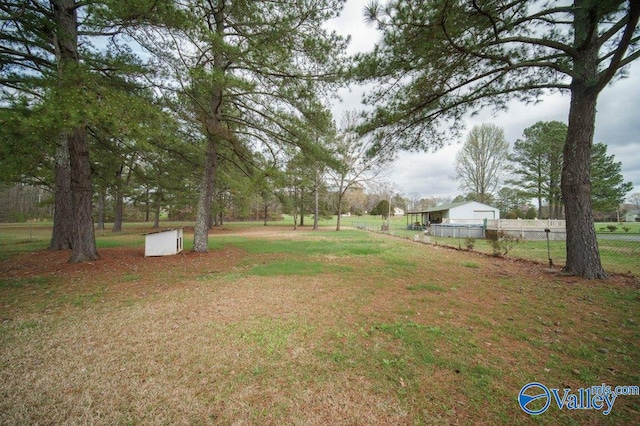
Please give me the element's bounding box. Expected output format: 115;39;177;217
1;222;639;424
346;216;640;276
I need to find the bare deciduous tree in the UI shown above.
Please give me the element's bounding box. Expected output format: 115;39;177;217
454;124;509;204
327;111;391;230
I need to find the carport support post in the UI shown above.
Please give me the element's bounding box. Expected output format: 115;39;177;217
545;228;553;267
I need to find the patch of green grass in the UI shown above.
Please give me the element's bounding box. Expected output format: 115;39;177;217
14;320;41;331
385;256;417;268
0;276;51;289
371;321;442;368
215;236;384;258
60;289;106;307
239;322;292;355
233;318;315;359
462;261;480;269
121;273;141;283
246;260;352;276
406;283;447;292
0;229;50;258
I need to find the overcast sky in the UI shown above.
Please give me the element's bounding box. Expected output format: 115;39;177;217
328;0;640;202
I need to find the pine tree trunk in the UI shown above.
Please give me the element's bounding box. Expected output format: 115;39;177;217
192;7;224;252
263;203;268;226
144;186;150;222
68;126;98;262
53;0;98;263
113;161;134;232
153;197;160;229
536;189;542;220
561;87;605;278
299;198;305;227
112;186;123;232
561;4;606;278
193;134;217;252
49;137;73;249
112;167;123;232
313;174;319;230
97;186;105;230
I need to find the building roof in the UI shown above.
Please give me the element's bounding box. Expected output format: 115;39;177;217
407;201;497;214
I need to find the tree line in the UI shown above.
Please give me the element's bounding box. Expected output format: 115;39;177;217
2;1;639;279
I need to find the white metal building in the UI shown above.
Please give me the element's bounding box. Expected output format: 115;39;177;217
407;201;500;227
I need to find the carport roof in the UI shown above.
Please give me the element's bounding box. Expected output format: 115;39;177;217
407;201;470;215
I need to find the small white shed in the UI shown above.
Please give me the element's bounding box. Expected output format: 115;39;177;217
145;228;184;256
407;201;500;227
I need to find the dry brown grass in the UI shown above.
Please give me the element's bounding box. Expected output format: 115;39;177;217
1;225;639;424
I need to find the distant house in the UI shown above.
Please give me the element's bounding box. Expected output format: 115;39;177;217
406;201;500;227
624;209;640;222
393;207;405;216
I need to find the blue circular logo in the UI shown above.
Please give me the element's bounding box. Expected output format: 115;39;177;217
519;382;551;415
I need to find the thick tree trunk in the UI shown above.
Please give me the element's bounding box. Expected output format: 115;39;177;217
561;88;605;278
68;126;98;262
560;0;609;279
193;135;217;252
49;137;73;249
53;0;98;263
192;7;224;252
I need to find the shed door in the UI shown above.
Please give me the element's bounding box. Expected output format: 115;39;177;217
473;210;495;220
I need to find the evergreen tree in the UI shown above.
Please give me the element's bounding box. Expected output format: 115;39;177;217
137;0;348;251
509;123;632;219
508;121;565;219
1;0;180;261
590;143;634;213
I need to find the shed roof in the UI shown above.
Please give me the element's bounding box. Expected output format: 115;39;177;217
407;201;497;214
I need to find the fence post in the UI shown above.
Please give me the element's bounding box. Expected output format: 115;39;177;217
545;228;553;267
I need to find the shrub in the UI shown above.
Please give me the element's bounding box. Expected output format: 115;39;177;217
622;226;630;233
465;237;476;250
606;225;617;232
486;230;519;257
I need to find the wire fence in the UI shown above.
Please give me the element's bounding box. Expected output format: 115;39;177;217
351;220;640;274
